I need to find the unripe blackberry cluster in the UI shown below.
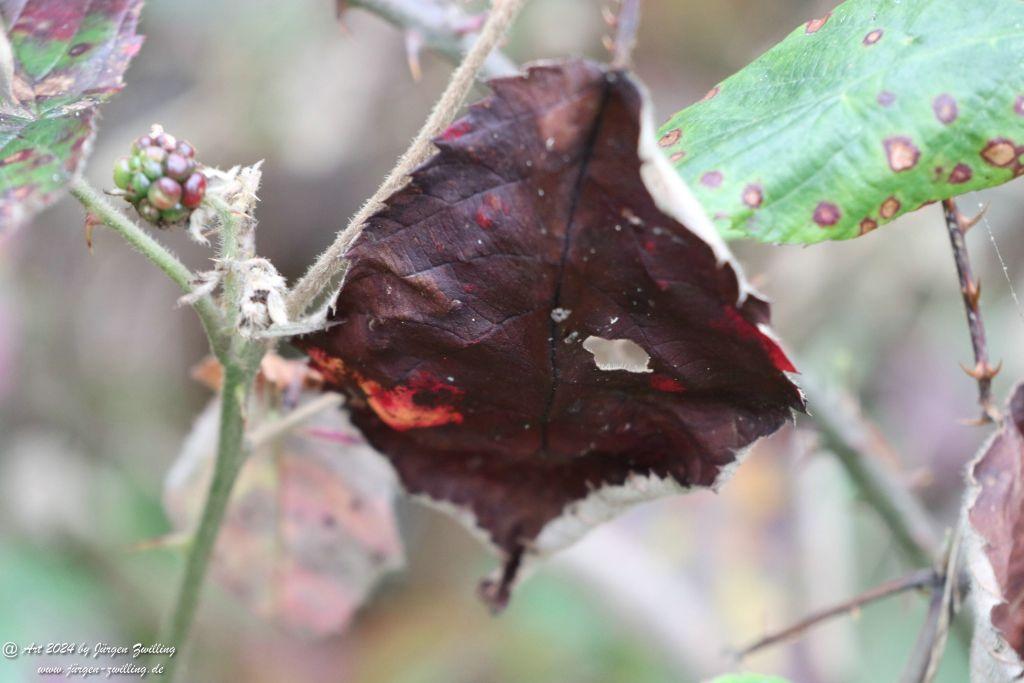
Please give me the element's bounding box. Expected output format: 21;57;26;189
113;129;207;227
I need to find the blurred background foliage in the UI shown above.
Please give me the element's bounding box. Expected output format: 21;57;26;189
2;0;1024;681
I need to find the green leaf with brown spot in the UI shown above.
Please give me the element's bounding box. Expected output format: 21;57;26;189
0;0;144;231
659;0;1024;244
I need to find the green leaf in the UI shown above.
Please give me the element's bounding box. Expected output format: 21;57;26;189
706;675;792;683
659;0;1024;244
0;0;144;231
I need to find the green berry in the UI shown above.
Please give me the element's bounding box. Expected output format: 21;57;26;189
141;157;163;180
148;177;182;211
113;157;132;189
136;199;161;224
129;155;142;171
129;172;151;197
160;204;190;224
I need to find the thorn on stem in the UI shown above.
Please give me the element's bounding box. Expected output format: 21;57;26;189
84;212;100;253
959;359;1002;381
958;203;989;234
964;279;981;308
405;30;424;81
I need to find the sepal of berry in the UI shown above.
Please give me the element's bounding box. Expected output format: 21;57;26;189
136;199;161;224
160;204;190;224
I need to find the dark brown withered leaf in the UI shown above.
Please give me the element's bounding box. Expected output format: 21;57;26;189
296;59;803;609
967;383;1024;680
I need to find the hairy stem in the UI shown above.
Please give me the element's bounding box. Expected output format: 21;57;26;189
345;0;518;79
942;198;1001;423
737;568;939;659
68;178;230;360
163;358;259;681
287;0;530;319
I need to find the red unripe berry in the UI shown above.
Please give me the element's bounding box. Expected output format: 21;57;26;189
133;135;154;152
182;172;207;209
175;141;196;158
154;132;178;151
148;177;182;210
164;153;191;180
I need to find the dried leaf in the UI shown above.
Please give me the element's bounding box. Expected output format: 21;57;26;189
965;383;1024;682
0;0;144;231
661;0;1024;243
296;60;803;608
165;363;402;637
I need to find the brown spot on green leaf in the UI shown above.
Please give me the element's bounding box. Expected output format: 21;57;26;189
880;196;901;219
658;128;681;148
933;94;958;124
701;86;720;102
859;218;878;235
742;184;763;208
884;136;920;172
669;151;686;163
877;91;896;107
981;138;1017;167
700;170;723;188
863;29;883;45
813;201;841;227
805;12;831;33
949;163;973;184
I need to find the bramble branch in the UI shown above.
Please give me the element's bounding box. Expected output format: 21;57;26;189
802;377;940;567
942;198;1001;424
287;0;529;319
736;567;940;658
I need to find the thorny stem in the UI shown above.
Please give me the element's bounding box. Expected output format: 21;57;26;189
607;0;642;68
68;178;230;360
942;198;1001;424
343;0;519;80
286;0;530;319
899;524;964;683
736;567;940;659
802;377;940;567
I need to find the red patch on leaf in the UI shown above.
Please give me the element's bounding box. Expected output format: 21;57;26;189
649;375;685;393
359;373;464;431
1016;95;1024;117
441;120;474;141
296;61;802;607
658;128;681;147
876;91;896;107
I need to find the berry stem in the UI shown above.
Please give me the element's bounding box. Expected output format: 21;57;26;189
162;354;261;682
68;178;231;359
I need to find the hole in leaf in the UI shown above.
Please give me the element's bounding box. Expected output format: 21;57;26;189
582;336;652;373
